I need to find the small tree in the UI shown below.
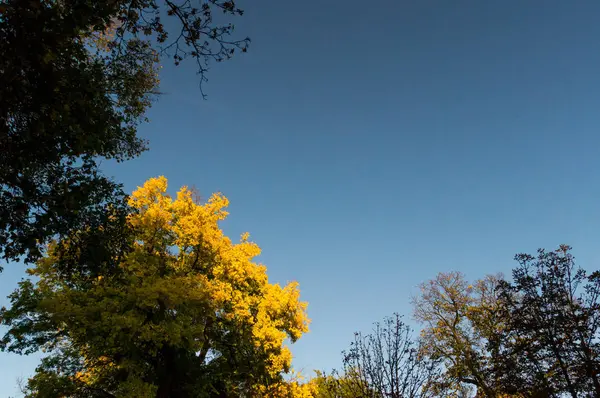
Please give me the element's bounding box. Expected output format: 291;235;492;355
326;314;441;398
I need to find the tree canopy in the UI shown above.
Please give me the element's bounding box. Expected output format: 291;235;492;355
412;272;506;397
1;177;309;397
410;247;600;398
2;181;600;398
4;2;598;397
0;0;249;266
495;246;600;398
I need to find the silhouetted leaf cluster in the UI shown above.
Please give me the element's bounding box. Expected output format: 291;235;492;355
0;0;248;267
494;245;600;398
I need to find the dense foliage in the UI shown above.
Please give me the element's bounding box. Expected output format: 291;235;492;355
1;177;309;397
0;0;249;265
1;178;598;397
412;272;506;396
409;247;600;398
1;178;597;398
495;246;600;398
2;6;598;396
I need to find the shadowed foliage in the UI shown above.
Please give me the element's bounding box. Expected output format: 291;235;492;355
495;245;600;398
0;0;249;267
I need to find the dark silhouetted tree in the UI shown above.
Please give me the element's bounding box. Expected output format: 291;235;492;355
324;314;441;398
0;0;249;267
495;245;600;398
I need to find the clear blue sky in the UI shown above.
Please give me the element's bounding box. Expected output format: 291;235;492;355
3;0;600;395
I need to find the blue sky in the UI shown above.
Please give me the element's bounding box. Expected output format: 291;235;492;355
3;0;600;395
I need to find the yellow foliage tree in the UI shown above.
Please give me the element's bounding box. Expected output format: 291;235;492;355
411;272;507;398
0;176;310;397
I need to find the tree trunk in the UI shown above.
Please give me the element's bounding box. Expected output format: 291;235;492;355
155;346;175;398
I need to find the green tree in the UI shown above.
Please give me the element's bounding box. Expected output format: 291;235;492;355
0;0;249;266
0;177;309;397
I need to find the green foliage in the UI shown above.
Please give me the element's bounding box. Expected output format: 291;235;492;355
0;0;249;266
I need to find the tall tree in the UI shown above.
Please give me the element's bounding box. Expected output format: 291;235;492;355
0;177;309;397
412;272;507;397
495;245;600;398
0;0;249;266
